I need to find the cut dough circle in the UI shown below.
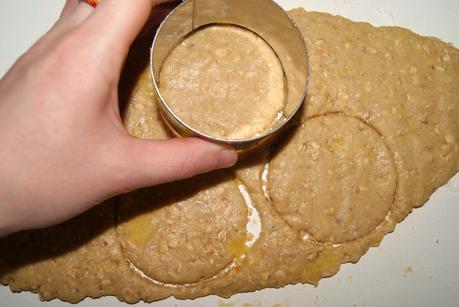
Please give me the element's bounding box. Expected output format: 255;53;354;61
116;173;248;284
159;25;285;140
267;114;397;244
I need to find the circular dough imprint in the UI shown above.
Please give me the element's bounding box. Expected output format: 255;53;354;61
159;25;285;140
267;114;397;244
116;173;249;285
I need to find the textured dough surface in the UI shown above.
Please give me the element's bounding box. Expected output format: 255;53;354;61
117;173;248;285
1;9;458;304
160;25;285;139
268;115;397;244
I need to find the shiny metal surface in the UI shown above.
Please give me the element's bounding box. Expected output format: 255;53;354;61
151;0;308;148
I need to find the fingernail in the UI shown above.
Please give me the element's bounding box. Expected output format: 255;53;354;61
218;150;238;168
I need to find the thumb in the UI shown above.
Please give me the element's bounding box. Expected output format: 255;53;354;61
114;137;238;192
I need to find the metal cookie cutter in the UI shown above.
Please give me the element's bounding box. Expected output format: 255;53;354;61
153;0;309;149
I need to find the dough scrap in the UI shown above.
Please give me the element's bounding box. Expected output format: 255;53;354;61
1;9;458;303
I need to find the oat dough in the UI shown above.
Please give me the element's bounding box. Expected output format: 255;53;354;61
1;9;458;303
160;25;285;139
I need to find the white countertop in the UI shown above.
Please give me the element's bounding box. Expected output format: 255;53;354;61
0;1;458;306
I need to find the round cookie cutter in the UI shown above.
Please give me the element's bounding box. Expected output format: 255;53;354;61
151;0;309;149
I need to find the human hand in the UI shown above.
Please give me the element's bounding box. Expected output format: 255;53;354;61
0;0;237;237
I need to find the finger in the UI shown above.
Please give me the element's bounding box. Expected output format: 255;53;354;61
57;1;94;30
139;0;180;38
79;0;154;71
60;7;94;31
23;3;94;61
115;137;238;192
2;0;96;84
59;0;80;19
36;1;93;53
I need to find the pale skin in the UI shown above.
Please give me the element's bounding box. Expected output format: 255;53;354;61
0;0;238;237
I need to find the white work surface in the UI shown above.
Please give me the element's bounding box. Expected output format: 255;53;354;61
0;0;458;306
